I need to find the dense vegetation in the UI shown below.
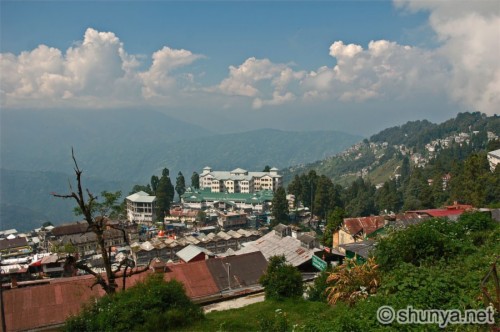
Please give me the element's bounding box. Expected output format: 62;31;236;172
287;147;500;223
259;255;304;301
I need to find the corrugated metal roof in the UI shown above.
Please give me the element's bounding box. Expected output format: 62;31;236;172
2;275;104;332
165;260;219;298
235;230;320;267
126;191;156;203
175;244;212;262
206;252;267;291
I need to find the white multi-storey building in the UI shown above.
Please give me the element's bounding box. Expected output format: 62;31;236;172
487;149;500;172
199;167;282;193
126;191;157;223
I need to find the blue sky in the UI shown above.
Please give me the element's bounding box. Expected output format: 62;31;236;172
1;1;498;135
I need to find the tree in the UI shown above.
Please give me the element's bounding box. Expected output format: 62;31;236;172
64;274;203;331
375;179;402;214
322;207;345;247
191;171;200;189
129;184;152;195
271;187;288;227
156;170;175;220
263;165;271;172
287;175;303;208
150;175;160;194
259;255;303;300
52;150;149;295
73;190;124;219
175;171;186;199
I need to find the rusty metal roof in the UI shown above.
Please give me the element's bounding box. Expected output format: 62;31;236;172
165;260;219;299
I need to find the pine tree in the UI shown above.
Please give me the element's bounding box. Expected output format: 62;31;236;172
175;171;186;198
191;172;200;189
156;168;174;220
271;187;289;227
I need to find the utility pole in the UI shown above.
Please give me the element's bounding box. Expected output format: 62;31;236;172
225;262;231;290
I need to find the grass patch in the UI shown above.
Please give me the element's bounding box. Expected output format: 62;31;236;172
174;299;333;331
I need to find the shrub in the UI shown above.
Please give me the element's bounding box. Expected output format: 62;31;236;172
375;218;468;270
326;258;380;306
64;273;203;331
260;255;303;301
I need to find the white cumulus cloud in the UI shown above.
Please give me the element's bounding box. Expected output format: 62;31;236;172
302;39;449;102
394;0;500;115
1;28;204;108
216;57;305;109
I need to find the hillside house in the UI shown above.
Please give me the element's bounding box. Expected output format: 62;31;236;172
333;216;385;252
0;237;32;259
126;191;157;223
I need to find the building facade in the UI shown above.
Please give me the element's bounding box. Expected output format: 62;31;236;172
199;167;282;193
126;191;157;223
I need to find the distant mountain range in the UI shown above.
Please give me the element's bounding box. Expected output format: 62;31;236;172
1;108;362;231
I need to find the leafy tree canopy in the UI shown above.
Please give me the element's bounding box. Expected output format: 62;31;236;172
64;274;204;332
259;255;303;301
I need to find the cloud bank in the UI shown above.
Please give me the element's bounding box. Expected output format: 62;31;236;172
1;0;499;116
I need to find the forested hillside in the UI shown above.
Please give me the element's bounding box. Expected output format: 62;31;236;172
284;112;500;187
284;113;500;246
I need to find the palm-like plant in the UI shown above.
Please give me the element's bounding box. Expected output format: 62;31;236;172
326;257;380;306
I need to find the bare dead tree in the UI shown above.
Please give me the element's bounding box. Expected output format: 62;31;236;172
52;149;149;294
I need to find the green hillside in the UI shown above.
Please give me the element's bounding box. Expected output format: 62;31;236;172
284;112;500;187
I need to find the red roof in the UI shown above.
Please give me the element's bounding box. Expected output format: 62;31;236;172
1;254;261;331
164;260;219;299
2;275;104;331
342;216;385;236
415;209;465;217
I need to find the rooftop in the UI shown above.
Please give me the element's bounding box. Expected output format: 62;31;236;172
126;191;156;203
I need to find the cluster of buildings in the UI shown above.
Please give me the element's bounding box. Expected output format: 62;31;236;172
1;218;331;331
124;166;283;224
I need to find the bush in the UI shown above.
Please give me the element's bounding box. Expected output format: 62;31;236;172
260;255;303;301
64;274;203;331
326;258;380;306
375;218;469;270
306;268;332;303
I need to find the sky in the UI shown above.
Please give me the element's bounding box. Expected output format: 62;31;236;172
1;0;499;136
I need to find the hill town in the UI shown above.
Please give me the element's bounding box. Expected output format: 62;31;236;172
1;112;500;330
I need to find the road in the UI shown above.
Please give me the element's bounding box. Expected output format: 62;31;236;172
203;292;265;313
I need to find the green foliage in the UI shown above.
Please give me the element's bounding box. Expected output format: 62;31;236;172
306;268;333;302
321;207;345;247
175;171;186;198
176;204;500;332
150;175;159;193
129;184;152;195
326;258;380;306
271;187;289;227
260;255;303;301
258;308;290;332
73;190;124;219
343;178;376;217
375;218;470;271
191;171;200;189
64;274;203;332
156;168;175;220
